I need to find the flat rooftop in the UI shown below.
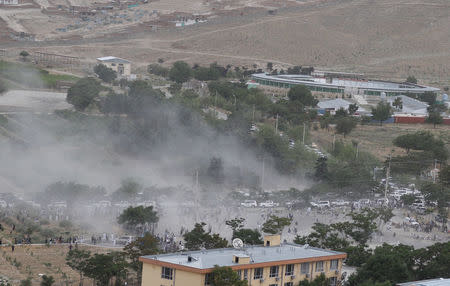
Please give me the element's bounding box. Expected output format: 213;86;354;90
397;278;450;286
252;73;440;93
141;244;345;270
96;56;131;64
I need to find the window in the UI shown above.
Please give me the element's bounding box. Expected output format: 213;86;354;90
205;273;213;285
269;266;279;278
330;259;339;270
315;261;324;272
243;269;248;280
237;270;242;280
269;284;278;286
284;283;293;286
161;267;173;280
329;277;337;286
254;268;263;280
285;264;294;276
300;263;309;274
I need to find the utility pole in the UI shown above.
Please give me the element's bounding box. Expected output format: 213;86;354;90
332;134;336;151
433;159;437;183
261;156;265;190
302;122;306;145
275;114;279;133
252;104;255;122
356;143;359;159
385;152;392;200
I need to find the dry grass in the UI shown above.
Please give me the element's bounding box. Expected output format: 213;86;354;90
0;244;116;286
2;0;450;84
310;123;450;160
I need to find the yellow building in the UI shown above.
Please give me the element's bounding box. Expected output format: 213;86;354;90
140;235;346;286
96;56;131;77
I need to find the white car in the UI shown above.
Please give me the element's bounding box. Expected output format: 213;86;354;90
358;199;370;205
115;236;135;245
331;200;350;206
313;201;330;208
259;201;278;207
241;200;257;207
376;198;389;205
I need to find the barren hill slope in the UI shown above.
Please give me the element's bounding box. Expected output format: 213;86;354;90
4;0;450;83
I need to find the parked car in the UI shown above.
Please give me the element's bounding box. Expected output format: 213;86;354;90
316;201;330;208
115;236;135;245
331;200;350;207
259;201;278;207
358;199;371;205
376;198;389;205
241;200;257;207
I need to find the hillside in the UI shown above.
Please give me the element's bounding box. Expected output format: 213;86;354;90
3;0;449;84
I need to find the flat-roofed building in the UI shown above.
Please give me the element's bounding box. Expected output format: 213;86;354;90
397;278;450;286
96;56;131;77
250;73;440;97
139;235;346;286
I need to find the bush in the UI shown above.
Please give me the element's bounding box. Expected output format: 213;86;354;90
59;220;73;228
147;64;169;77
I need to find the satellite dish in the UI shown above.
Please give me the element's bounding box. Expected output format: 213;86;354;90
232;238;244;249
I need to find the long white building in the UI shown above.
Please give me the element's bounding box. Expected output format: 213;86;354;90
250;72;440;97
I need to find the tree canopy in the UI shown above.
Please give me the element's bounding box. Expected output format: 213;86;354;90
287;85;318;107
371;101;392;125
67;78;101;111
94;64;117;83
117;206;158;232
169;61;193;83
335;117;357;137
183;222;228;250
262;215;292;234
210;266;247;286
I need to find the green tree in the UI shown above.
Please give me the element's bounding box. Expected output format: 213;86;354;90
414;242;450;279
335;107;348;117
19;278;32;286
298;273;329;286
19;51;29;61
210;266;247;286
262;215;292;234
440;165;450;186
207;157;225;184
169;61;192;83
0;79;7;94
84;252;128;286
406;75;417;84
111;178;142;202
348;103;359;115
392;97;403;110
392;131;448;160
117;206;158;233
314;157;329;181
335;117;357;137
371;102;392;126
123;233;159;283
183;222;228;250
225;218;245;231
94;64;117;83
66;249;91;286
232;229;263;245
347;244;415;286
40;275;55;286
426;111;443;128
67;77;101;111
287;85;318;107
147;64;169;77
401;194;416;206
